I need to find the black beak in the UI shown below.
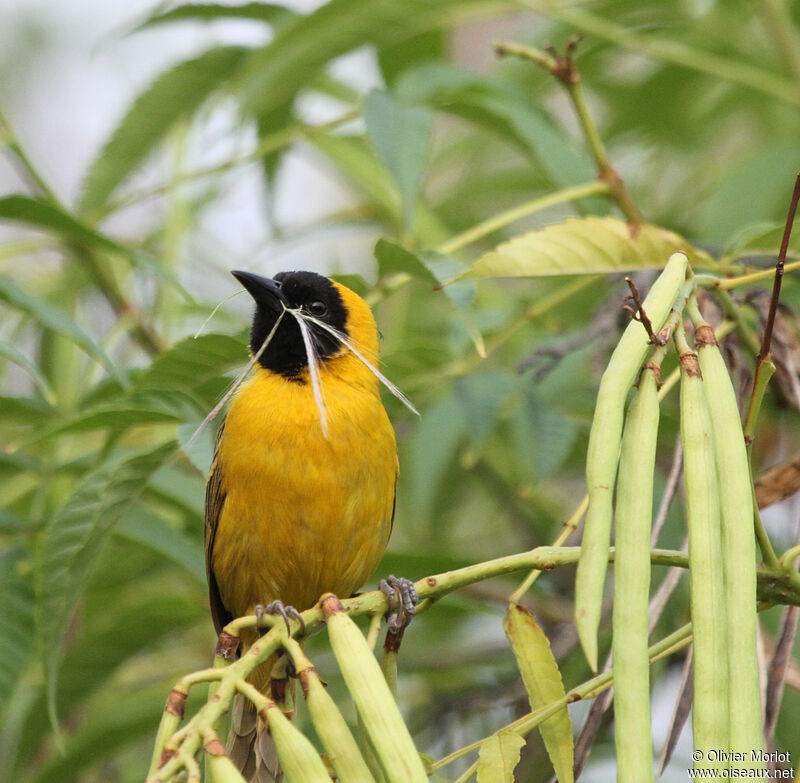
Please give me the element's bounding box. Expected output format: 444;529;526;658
232;271;289;309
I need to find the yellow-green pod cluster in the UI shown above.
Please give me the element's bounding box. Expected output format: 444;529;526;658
577;251;688;671
285;641;375;783
679;346;729;767
261;701;332;783
612;367;659;783
695;324;764;766
147;688;187;778
205;737;247;783
322;595;428;783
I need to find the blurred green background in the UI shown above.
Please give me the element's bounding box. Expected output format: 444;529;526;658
2;1;800;781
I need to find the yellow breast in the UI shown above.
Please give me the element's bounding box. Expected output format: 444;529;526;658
212;359;397;617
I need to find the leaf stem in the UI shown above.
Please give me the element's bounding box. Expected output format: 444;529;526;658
520;0;799;106
437;180;612;255
495;37;643;224
431;622;694;772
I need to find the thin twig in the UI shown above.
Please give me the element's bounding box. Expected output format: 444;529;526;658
651;439;683;546
764;605;799;746
495;37;643;225
655;647;694;778
624;276;658;342
758;171;800;365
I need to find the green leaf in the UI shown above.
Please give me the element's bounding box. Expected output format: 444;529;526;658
395;64;594;189
476;730;525;783
36;441;176;728
177;420;215;475
456;371;515;449
139;332;246;392
115;508;205;583
0;274;121;380
364;90;433;232
504;602;573;783
0;339;55;403
514;376;581;481
27;689;166;783
410;392;465;519
137;2;296;30
79;46;251;214
374;238;439;284
455;216;704;281
377;28;445;87
310;133;450;246
0;195;126;253
0;545;35;707
240;0;488;119
25;390;203;443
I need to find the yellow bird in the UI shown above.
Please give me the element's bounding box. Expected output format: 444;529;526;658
205;270;413;782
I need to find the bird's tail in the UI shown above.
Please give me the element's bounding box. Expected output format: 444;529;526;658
226;652;293;783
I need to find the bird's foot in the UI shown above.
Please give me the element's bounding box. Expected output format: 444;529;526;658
254;600;306;637
379;575;418;634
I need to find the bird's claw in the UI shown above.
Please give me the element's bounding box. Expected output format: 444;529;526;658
379;575;418;633
254;600;305;636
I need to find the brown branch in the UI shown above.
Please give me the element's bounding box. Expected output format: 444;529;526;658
624;276;658;342
759;170;800;364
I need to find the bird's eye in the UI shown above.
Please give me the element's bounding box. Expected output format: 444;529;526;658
308;300;328;317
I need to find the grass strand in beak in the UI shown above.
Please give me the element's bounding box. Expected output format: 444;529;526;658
287;307;330;439
187;310;286;446
299;313;419;416
193;290;244;339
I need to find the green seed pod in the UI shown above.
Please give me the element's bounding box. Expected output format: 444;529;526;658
260;702;332;783
679;349;730;765
577;252;689;671
205;736;247;783
147;688;187;778
322;595;428;783
297;662;375;783
695;325;763;764
612;367;659;783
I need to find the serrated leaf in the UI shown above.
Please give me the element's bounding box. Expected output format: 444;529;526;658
377;28;444;86
0;545;35;706
0;274;121;380
455;216;703;281
504;602;573;782
25;390;203;444
139;332;246;392
26;689;166;783
375;238;438;284
177;420;215;475
36;442;176;727
240;0;489;119
137;2;296;30
79;46;251;214
310;133;449;245
364;90;432;232
395;63;594;189
0;195;126;253
410;392;465;519
476;730;525;783
0;339;56;402
115;508;205;583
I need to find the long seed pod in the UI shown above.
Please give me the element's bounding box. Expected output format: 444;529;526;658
678;336;730;765
322;595;428;783
205;735;247;783
284;638;375;783
260;701;332;783
147;687;187;777
612;367;659;783
576;251;689;670
694;319;764;765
